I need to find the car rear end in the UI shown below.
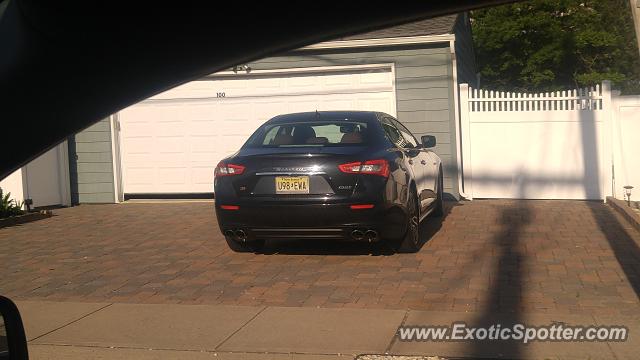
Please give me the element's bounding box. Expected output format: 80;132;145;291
214;112;403;243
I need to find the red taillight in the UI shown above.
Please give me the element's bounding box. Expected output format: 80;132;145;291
338;162;362;174
214;162;245;177
338;159;389;177
350;204;375;210
220;205;240;210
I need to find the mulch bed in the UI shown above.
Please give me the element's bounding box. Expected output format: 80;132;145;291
0;210;53;229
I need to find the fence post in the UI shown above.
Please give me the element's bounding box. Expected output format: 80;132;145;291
459;83;473;199
601;80;614;201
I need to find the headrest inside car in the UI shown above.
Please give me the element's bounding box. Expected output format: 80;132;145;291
340;132;363;144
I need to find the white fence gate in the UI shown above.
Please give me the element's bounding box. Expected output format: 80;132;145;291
459;81;614;200
612;94;640;200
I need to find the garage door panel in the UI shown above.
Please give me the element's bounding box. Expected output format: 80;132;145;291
220;134;250;153
155;123;187;137
181;103;220;121
155;153;186;165
322;73;353;87
358;71;393;86
286;99;325;113
190;152;221;163
119;106;152;122
251;100;289;122
120;67;395;194
252;77;285;92
190;137;219;154
286;75;318;89
133;104;183;122
191;167;216;188
123;137;154;154
217;102;250;117
123;121;154;136
123;153;153;164
126;168;155;186
156;137;187;154
158;168;187;185
316;99;356;111
189;119;222;135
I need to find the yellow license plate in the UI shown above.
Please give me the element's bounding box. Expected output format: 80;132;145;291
275;176;310;194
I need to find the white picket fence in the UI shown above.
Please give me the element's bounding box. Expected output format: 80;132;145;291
468;86;605;112
457;80;640;200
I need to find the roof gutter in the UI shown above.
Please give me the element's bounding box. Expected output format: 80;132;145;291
299;34;455;51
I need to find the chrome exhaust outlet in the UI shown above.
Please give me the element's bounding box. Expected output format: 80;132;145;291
365;230;378;242
224;230;235;237
351;230;365;241
234;229;247;241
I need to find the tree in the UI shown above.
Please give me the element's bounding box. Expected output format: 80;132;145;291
471;0;640;94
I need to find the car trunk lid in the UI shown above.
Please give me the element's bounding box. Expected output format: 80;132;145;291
231;146;367;198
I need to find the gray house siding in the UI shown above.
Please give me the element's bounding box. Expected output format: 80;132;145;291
250;45;461;198
68;118;115;203
68;28;477;202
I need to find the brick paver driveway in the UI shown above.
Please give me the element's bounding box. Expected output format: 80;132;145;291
1;200;639;318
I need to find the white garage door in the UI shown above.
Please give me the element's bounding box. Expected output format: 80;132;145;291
118;65;396;194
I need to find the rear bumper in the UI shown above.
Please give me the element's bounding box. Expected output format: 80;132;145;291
239;228;374;241
215;202;406;241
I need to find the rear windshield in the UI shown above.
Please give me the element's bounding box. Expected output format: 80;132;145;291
244;120;369;147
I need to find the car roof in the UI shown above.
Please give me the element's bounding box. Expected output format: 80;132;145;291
267;111;385;124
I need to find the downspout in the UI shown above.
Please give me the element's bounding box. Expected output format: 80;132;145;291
449;38;471;200
109;114;124;203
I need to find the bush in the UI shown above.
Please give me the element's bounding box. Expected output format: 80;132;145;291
0;188;25;218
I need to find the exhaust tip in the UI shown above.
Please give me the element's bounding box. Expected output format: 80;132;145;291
235;229;247;241
365;230;378;242
224;230;235;237
351;230;365;241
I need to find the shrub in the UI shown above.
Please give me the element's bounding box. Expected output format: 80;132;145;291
0;188;25;218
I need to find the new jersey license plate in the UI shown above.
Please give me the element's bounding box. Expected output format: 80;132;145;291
275;176;309;194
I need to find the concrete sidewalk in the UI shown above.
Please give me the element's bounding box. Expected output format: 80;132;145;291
17;300;637;360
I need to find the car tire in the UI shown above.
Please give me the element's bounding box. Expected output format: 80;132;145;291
432;166;444;217
224;236;265;253
395;188;420;253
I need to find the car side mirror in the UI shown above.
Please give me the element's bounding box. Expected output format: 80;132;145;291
0;296;28;360
421;135;436;149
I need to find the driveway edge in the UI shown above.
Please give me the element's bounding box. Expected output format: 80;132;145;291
606;196;640;232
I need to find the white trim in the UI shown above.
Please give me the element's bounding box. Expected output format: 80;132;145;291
56;140;72;206
116;114;131;199
21;162;30;202
208;63;395;78
601;80;614;202
299;34;455;51
390;63;398;117
20;166;29;203
110;114;124;203
449;38;470;200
